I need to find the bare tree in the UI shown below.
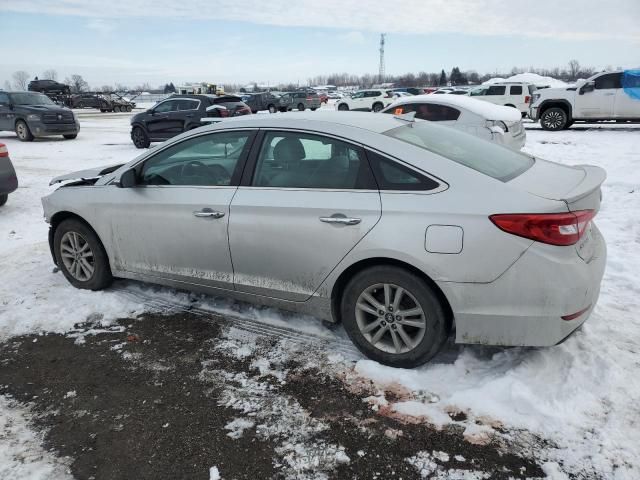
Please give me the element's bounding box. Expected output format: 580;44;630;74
12;71;30;90
100;85;114;93
42;69;58;81
65;74;89;93
568;60;581;80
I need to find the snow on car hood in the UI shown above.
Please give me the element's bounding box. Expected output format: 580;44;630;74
391;94;522;123
49;163;124;185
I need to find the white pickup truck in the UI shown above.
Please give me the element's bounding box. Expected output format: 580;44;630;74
530;70;640;130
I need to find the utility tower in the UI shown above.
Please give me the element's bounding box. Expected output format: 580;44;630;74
378;33;386;83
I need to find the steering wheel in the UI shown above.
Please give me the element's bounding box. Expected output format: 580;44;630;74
180;160;207;178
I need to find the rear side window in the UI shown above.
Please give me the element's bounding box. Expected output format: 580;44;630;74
177;99;200;111
384;121;534;182
387;103;460;121
367;151;440;191
595;73;622;89
510;85;523;95
486;85;506;95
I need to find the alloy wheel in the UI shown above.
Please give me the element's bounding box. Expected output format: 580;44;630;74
355;283;427;354
542;111;565;130
16;123;27;140
60;231;95;282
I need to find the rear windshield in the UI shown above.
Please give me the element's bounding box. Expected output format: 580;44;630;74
383;121;534;181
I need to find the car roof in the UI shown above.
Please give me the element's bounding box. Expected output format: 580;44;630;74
203;111;411;134
387;94;522;122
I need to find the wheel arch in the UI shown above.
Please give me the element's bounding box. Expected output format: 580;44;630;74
330;257;454;333
48;211;109;267
539;99;573;120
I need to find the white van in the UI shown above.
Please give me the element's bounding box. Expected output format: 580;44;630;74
468;83;536;116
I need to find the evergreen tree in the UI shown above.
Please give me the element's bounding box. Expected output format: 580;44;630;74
439;69;447;86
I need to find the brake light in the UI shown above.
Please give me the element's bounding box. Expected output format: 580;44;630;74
0;144;7;157
525;95;531;104
489;210;595;246
561;305;591;321
306;97;313;101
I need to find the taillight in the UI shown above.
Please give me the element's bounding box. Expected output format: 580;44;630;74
306;97;313;101
525;95;531;104
489;210;595;246
0;144;8;158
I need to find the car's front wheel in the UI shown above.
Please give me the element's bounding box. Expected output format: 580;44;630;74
131;126;150;148
63;134;77;140
338;103;349;111
268;104;277;114
297;103;305;111
341;266;448;368
540;107;568;131
54;219;113;290
15;120;34;142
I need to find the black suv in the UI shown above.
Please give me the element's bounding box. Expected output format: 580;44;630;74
0;91;80;141
130;94;251;148
28;79;71;95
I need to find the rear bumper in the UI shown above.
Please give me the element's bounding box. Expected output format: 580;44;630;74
0;158;18;195
442;224;607;346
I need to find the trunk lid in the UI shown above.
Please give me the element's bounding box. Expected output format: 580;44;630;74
508;159;606;260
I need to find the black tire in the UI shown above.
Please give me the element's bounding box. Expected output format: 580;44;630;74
338;103;349;111
251;110;258;114
268;104;277;114
341;266;448;368
279;107;287;112
131;126;150;148
372;102;383;113
126;105;132;112
100;109;107;113
540;107;568;131
0;194;7;207
53;218;113;291
310;107;317;111
63;134;77;140
113;105;121;113
15;120;34;142
297;103;305;111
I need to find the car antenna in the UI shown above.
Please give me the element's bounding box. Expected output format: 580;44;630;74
393;111;416;125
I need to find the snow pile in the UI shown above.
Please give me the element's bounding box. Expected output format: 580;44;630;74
0;397;72;480
356;126;640;478
484;73;568;88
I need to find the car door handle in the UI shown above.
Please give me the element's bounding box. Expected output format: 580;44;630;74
193;209;225;219
319;215;361;225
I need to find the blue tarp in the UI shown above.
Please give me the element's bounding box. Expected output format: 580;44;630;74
622;70;640;100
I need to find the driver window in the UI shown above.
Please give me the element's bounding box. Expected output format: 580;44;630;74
139;132;251;186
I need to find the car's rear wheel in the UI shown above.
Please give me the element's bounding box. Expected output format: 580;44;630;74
63;134;77;140
297;103;305;111
15;120;34;142
0;194;7;207
372;102;383;112
338;103;349;111
132;126;150;148
541;107;568;131
54;219;113;290
341;266;448;368
268;104;277;114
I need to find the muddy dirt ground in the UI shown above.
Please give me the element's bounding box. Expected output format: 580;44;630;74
0;312;547;479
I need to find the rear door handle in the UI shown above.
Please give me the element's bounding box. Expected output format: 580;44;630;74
193;208;225;219
319;214;361;225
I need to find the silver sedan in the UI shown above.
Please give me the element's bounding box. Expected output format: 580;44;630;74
42;111;606;368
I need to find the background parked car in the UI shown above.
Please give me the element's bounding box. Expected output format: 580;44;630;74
469;82;536;116
277;91;321;112
0;143;18;206
0;91;80;141
335;89;395;112
530;70;640;130
130;94;251;148
390;87;424;96
241;92;281;113
382;94;526;150
28;79;71;95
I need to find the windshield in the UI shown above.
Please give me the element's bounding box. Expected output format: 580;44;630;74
10;93;56;105
384;121;534;181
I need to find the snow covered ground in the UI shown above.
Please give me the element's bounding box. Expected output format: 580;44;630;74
0;113;639;479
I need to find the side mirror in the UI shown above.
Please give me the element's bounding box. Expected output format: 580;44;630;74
116;168;137;188
146;109;154;114
580;82;595;95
